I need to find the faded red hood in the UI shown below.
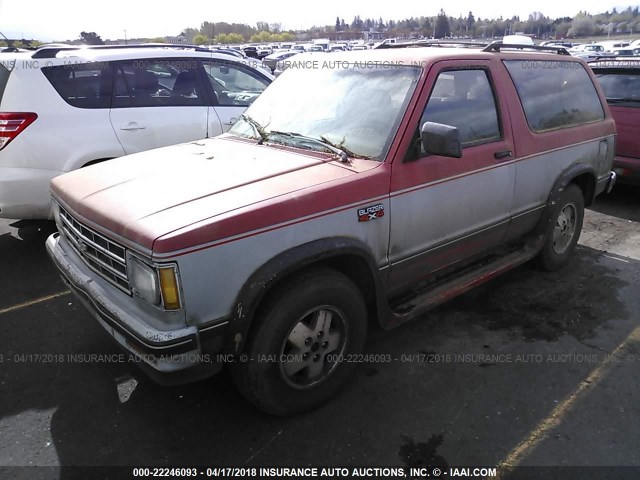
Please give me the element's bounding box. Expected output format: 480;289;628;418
51;135;378;251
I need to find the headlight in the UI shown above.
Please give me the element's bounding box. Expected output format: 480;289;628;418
129;257;160;306
128;257;182;310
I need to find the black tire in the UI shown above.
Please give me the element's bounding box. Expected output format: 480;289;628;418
538;183;584;271
230;268;367;416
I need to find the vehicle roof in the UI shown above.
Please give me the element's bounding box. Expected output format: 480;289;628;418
20;47;258;64
296;46;583;65
59;48;232;58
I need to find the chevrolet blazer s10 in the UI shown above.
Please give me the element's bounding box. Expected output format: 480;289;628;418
46;43;617;415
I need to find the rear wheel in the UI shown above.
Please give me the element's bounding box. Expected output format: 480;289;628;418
538;183;584;271
231;268;367;416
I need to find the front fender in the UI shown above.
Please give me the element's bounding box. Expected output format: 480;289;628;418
223;237;386;354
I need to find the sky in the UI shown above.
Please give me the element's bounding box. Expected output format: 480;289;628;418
0;0;635;41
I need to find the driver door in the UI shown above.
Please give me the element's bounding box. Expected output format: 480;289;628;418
388;60;516;293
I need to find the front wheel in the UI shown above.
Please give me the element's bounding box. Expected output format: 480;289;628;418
231;268;367;416
538;183;584;271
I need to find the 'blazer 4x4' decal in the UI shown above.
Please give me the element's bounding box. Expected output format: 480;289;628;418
357;204;385;222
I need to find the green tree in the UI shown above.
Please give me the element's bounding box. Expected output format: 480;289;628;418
434;9;450;38
568;14;597;37
217;33;245;44
193;34;209;45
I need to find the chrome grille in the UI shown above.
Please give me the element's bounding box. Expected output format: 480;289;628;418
58;206;131;293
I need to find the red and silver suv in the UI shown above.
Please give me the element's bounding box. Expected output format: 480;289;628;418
0;45;272;219
47;42;616;415
590;58;640;184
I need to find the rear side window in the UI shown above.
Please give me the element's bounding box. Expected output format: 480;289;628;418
504;60;604;133
0;62;11;104
42;64;112;109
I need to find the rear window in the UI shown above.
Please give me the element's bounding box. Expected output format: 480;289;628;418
42;64;112;109
504;60;605;133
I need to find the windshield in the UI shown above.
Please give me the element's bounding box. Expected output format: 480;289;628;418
229;62;420;160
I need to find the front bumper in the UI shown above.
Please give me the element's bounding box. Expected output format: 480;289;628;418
46;232;226;384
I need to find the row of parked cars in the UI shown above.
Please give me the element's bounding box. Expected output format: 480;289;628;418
565;39;640;60
1;41;637;415
220;40;371;61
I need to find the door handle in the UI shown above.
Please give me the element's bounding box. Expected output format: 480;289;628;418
223;117;238;126
120;122;146;131
494;150;513;160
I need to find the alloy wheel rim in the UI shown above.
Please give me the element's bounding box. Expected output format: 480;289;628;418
552;203;577;254
279;306;348;389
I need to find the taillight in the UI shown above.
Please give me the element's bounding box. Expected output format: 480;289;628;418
0;113;38;151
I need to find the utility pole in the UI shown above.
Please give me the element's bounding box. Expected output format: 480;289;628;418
124;29;128;45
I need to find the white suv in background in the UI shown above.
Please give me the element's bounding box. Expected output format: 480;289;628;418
0;45;273;219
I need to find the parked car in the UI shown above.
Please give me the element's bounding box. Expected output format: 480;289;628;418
241;46;259;59
256;47;272;59
0;45;273;219
569;43;615;61
611;48;638;57
262;50;298;73
591;58;640;184
47;43;616;416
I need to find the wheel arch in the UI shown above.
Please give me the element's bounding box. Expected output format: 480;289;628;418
551;163;597;207
531;162;594;250
224;237;387;355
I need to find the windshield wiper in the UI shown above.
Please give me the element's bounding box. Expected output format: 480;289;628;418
607;97;640;103
239;114;268;144
268;130;366;162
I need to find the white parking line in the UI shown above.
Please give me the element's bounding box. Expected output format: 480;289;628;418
602;255;630;263
0;290;71;316
496;326;640;477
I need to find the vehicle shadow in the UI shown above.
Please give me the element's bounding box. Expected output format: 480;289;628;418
0;220;64;310
589;184;640;223
1;245;636;477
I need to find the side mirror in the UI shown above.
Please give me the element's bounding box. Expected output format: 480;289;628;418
421;121;462;158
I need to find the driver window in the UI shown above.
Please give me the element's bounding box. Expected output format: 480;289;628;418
201;61;270;107
112;59;207;108
416;69;501;157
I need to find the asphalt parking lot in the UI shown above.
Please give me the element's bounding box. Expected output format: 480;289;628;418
0;186;639;479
